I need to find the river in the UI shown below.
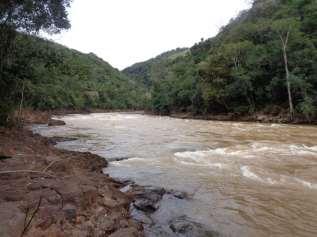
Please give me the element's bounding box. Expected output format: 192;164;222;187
33;113;317;237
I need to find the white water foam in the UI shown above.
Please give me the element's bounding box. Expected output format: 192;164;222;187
64;113;141;122
241;166;263;182
241;166;317;190
208;163;225;169
294;178;317;190
174;150;227;169
174;148;237;160
241;166;279;185
303;145;317;152
249;142;317;156
111;157;147;166
270;124;283;128
174;144;291;161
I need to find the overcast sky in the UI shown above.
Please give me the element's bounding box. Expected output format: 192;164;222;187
47;0;251;70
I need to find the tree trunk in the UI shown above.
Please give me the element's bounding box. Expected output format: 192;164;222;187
18;80;25;125
283;49;294;120
280;31;294;121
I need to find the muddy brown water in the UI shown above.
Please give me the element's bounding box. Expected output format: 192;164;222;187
33;113;317;237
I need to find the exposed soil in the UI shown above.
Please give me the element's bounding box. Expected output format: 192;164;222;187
0;121;144;236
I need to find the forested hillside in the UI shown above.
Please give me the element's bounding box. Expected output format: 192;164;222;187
0;0;148;125
124;0;317;121
123;48;189;88
0;34;146;124
1;0;316;125
18;35;145;110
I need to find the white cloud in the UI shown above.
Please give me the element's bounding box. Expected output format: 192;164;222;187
47;0;250;69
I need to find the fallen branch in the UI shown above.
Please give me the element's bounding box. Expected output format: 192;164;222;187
50;187;64;210
42;156;74;172
21;196;42;237
0;170;57;178
43;160;59;172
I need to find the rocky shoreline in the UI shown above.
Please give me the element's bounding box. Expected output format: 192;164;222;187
0;111;216;237
119;181;219;237
0;126;143;236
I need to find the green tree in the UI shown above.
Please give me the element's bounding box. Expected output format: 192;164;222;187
272;18;301;120
0;0;71;125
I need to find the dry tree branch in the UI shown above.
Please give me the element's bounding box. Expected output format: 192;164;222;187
42;156;75;172
43;160;59;172
21;196;43;237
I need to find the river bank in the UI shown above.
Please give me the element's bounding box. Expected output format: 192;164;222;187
0;110;204;237
38;112;317;236
168;111;317;125
17;108;316;125
0;121;144;236
10;111;317;236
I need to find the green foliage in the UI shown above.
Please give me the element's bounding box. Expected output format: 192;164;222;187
125;0;317;121
297;96;316;121
123;48;189;89
0;0;71;33
1;0;317;124
0;0;71;125
1;34;147;119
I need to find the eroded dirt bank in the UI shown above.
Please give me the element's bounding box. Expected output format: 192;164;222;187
0;126;143;237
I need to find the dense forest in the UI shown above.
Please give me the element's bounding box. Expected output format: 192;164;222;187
1;0;317;125
0;0;146;125
7;35;146;110
124;0;317;121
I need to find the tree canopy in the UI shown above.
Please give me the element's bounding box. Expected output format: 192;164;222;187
124;0;317;122
0;0;71;124
0;0;71;33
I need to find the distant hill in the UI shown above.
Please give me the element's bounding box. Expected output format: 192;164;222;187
123;0;317;121
3;34;146;113
2;0;316;123
123;48;189;88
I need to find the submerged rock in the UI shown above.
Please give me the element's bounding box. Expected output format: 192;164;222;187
167;189;189;200
133;186;166;213
48;136;77;145
48;119;66;126
130;206;153;225
144;225;173;237
134;198;160;213
169;216;219;237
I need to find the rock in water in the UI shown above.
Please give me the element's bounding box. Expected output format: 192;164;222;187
48;119;66;126
133;186;166;213
169;216;219;237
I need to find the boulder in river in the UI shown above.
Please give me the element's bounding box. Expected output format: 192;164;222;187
48;119;66;126
167;189;189;200
169;216;219;237
132;186;166;213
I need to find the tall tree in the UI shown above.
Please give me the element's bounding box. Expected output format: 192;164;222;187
0;0;71;125
272;18;300;120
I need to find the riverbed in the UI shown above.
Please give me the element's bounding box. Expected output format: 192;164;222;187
33;113;317;237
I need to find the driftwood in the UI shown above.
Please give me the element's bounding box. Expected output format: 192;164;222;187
43;160;60;172
42;156;76;172
21;196;43;237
